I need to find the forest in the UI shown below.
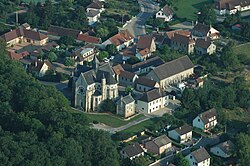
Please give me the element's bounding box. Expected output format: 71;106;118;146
0;40;120;165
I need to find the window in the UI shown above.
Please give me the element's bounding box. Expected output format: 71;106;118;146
198;119;200;122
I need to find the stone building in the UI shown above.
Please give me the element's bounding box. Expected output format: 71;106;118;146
73;56;118;112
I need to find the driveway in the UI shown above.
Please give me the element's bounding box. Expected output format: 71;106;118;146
123;0;159;37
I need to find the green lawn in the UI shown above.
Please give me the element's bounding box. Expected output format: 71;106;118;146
119;119;155;134
233;43;250;56
172;0;213;21
22;0;46;3
85;113;145;128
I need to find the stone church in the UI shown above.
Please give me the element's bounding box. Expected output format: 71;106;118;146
72;56;118;112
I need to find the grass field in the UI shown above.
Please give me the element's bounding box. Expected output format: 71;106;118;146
85;113;145;128
22;0;45;3
172;0;213;21
233;43;250;56
119;119;155;134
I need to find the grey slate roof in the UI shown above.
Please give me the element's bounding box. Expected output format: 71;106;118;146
121;94;134;104
122;56;164;73
86;10;100;17
192;23;211;36
153;135;171;147
139;88;165;102
122;143;144;158
135;76;157;87
213;140;235;155
199;108;217;124
150;56;194;80
173;124;192;135
191;147;210;163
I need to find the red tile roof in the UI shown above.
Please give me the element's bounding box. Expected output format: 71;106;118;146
77;34;100;44
109;30;134;46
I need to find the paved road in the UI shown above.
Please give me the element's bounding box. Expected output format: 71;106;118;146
123;0;159;37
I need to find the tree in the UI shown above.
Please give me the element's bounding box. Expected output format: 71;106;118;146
127;56;140;65
181;88;196;109
125;86;133;94
98;51;109;61
64;57;75;66
101;99;116;113
58;36;75;46
198;5;216;25
47;52;57;62
130;156;148;166
106;44;117;55
174;153;189;166
236;133;250;165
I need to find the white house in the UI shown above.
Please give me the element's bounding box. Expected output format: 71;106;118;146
214;0;250;15
193;108;218;132
192;23;220;40
137;88;169;114
136;48;152;61
186;147;211;166
121;143;144;160
210;140;235;158
195;38;216;55
168;124;192;144
71;44;97;64
86;10;101;25
29;60;53;77
156;5;173;22
86;1;105;13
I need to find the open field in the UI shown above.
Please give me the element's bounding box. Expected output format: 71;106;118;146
234;42;250;56
85;113;145;128
172;0;213;21
119;119;155;134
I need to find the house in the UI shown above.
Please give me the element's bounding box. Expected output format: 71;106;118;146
146;56;194;89
116;94;136;118
1;26;48;47
119;70;138;87
120;45;137;60
86;1;105;13
137;88;169;114
121;143;144;160
214;0;250;15
156;4;174;22
87;10;101;25
192;23;220;40
102;30;134;51
185;147;211;166
195;38;216;55
171;33;195;54
71;44;97;64
136;48;152;61
165;30;191;47
151;31;168;47
8;51;29;60
135;76;160;92
231;23;242;31
122;56;164;75
28;59;53;77
73;56;119;112
48;25;101;44
112;64;124;81
193;108;218;131
145;135;172;154
210;140;235;158
168;124;192;144
137;35;156;52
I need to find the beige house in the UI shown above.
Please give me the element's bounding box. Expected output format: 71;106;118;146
29;60;53;77
102;30;134;51
145;135;172;155
118;70;138;87
193;108;218;132
73;57;118;112
135;76;160;92
116;94;135;118
87;10;101;25
168;124;192;144
137;35;156;53
71;44;97;64
195;38;216;55
1;26;48;47
185;147;211;166
171;33;195;55
146;56;194;89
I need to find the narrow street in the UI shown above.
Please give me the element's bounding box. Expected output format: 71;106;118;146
123;0;159;37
